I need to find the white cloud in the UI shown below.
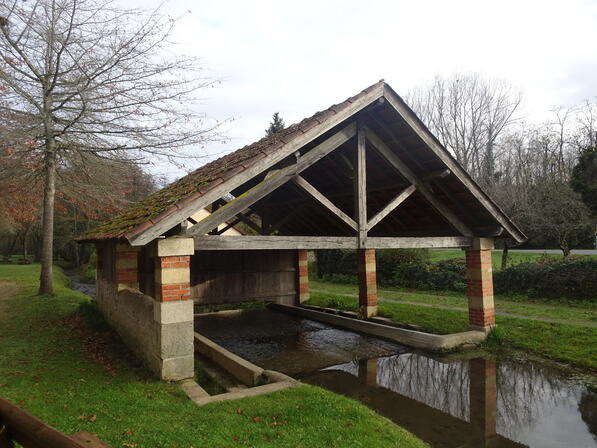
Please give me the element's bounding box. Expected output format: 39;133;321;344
141;0;597;178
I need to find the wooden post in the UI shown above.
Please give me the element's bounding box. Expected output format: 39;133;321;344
357;248;377;318
296;249;309;304
465;238;495;332
355;124;367;247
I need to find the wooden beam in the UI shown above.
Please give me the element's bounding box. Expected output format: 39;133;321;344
193;235;473;250
364;126;474;237
292;175;358;231
365;236;472;249
367;184;416;231
127;85;384;246
235;212;263;235
215;218;241;235
382;86;527;243
355;125;367;247
186;123;357;237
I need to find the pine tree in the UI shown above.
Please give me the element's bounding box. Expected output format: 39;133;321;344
265;112;285;136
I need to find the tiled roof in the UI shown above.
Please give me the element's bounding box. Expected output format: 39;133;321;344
78;81;385;242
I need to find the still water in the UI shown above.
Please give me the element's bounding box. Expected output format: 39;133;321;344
195;309;596;448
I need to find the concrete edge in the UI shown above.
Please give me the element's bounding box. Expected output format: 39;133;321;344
181;380;210;402
190;381;299;407
269;303;487;351
194;332;265;386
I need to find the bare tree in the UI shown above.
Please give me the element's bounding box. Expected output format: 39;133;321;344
407;74;522;184
0;0;222;294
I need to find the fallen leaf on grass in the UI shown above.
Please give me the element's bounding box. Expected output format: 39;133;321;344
252;416;262;423
89;414;97;422
122;444;138;447
0;384;6;387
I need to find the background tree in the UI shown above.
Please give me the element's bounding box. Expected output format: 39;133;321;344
0;0;221;294
265;112;285;136
407;74;522;184
571;146;597;217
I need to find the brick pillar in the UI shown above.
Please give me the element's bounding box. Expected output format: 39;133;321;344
466;238;495;332
152;237;195;380
296;249;309;304
358;358;378;386
155;256;191;301
115;243;140;291
357;249;377;318
469;358;497;443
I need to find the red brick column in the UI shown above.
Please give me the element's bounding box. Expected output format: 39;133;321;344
154;256;191;301
469;358;497;442
115;243;140;291
357;249;377;318
296;249;310;304
466;238;495;331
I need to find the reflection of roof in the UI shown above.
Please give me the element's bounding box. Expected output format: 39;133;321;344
78;82;384;242
79;80;526;244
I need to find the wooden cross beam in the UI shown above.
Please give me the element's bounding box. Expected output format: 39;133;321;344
367;184;416;231
292;175;358;231
363;126;474;237
186;122;357;237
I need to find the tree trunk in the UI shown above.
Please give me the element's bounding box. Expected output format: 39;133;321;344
22;225;30;264
500;242;509;270
559;241;571;260
38;148;56;295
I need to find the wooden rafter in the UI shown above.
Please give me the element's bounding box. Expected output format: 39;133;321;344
381;85;526;242
186;123;357;237
364;126;474;237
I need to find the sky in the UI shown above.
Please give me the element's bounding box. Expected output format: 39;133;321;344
143;0;597;179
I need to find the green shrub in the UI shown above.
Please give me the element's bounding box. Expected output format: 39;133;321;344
494;259;597;300
316;250;596;300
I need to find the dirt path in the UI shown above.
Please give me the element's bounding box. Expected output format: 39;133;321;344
311;289;597;328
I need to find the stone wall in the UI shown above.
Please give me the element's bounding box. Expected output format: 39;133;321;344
95;241;194;380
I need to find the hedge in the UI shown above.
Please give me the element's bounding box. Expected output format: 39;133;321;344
315;249;596;300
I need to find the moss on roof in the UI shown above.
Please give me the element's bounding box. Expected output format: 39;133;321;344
78;82;383;242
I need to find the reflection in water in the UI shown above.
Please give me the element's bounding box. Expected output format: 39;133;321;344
195;309;597;448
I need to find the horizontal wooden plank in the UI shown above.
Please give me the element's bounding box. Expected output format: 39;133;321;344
193;235;472;250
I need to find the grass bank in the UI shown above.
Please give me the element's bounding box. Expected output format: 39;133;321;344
0;264;427;448
307;289;597;372
311;280;596;323
428;249;597;268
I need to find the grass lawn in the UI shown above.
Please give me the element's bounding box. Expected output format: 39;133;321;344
307;290;597;372
428;249;596;269
0;264;427;448
310;280;596;323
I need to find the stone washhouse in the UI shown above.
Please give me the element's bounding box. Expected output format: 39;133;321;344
78;81;526;380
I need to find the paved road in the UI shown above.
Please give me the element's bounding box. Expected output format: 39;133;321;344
311;289;597;328
502;249;597;255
